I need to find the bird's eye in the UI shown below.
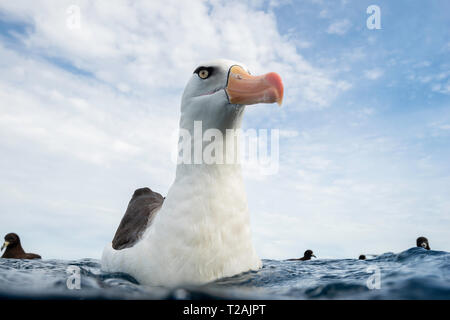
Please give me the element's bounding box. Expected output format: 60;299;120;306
194;66;213;79
198;69;209;79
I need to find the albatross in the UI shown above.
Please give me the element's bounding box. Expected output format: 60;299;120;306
1;233;41;259
101;59;284;286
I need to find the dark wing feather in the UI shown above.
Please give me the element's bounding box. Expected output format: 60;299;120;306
112;187;164;250
24;253;41;259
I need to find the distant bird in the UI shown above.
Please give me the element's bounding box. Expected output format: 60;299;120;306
288;250;316;261
359;255;366;260
416;236;430;250
1;233;41;259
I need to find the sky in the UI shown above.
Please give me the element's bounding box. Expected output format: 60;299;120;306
0;0;449;260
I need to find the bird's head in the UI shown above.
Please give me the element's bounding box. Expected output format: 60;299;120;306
416;236;430;250
180;59;283;132
304;250;316;259
1;233;20;251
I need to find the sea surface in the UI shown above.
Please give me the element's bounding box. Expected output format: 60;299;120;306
0;247;449;300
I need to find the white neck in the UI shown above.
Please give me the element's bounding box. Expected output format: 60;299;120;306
134;129;261;286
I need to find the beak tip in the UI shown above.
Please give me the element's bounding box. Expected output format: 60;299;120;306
266;72;284;106
277;98;283;106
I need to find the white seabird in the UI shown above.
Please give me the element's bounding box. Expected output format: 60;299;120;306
101;59;284;286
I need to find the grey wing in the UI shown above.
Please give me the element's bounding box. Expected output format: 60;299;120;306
112;187;164;250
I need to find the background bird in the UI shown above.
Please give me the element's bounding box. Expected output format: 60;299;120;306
1;233;41;259
287;250;316;261
416;236;431;250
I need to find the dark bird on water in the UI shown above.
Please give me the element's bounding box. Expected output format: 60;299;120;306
359;255;366;260
416;236;430;250
287;250;316;261
1;233;41;259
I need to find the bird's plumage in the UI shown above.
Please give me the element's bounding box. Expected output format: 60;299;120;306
416;236;430;250
287;250;316;261
101;59;283;286
112;188;164;250
1;233;41;260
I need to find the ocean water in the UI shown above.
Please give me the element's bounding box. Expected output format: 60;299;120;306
0;247;449;300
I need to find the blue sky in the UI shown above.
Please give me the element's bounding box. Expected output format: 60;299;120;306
0;0;449;260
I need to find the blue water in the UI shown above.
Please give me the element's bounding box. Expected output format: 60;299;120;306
0;247;449;299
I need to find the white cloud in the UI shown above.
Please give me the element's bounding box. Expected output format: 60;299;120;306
431;82;450;95
319;9;329;18
407;65;450;95
413;61;431;68
429;122;450;136
326;19;351;35
0;0;350;115
364;68;384;80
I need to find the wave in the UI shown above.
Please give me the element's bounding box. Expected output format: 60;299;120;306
0;247;449;299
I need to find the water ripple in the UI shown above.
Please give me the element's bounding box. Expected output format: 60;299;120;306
0;247;449;299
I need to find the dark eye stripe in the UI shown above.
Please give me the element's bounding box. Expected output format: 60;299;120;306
193;66;214;79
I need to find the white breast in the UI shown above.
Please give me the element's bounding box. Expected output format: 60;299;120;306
101;163;261;286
